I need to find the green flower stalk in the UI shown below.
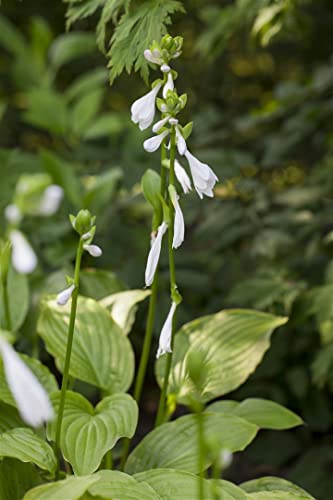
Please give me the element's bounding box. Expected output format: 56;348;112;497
0;241;12;331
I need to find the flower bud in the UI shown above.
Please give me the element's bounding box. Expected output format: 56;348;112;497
70;210;95;236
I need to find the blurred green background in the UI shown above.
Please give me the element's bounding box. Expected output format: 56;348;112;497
1;1;333;498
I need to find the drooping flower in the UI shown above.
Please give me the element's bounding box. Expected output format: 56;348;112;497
143;130;169;153
0;337;54;427
131;83;162;131
175;127;187;156
57;284;75;306
144;49;163;65
175;160;192;194
83;244;103;257
185;150;218;199
145;222;168;287
169;187;185;249
9;230;37;274
38;185;64;216
163;72;174;99
152;116;169;133
4;204;22;225
156;301;177;358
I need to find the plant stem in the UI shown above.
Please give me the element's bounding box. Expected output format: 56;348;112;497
3;279;11;331
155;126;177;427
54;237;84;467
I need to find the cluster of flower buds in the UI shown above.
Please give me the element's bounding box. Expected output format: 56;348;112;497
56;210;103;306
131;35;219;359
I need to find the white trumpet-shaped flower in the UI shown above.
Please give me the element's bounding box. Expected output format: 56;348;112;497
38;185;64;216
175;160;192;194
169;187;185;249
0;337;53;427
4;204;22;224
163;72;174;99
83;244;103;257
143;130;169;153
185;150;218;199
9;229;37;274
145;222;168;287
131;83;162;131
56;284;75;306
144;49;163;65
175;127;187;156
156;301;177;358
152;116;169;133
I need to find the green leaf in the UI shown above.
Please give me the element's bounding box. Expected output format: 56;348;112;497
156;309;288;405
125;412;258;474
37;296;134;393
246;494;312;500
0;428;57;474
82;169;123;214
24;89;69;136
65;68;108;102
96;0;131;52
0;264;29;331
241;477;315;499
141;169;162;214
0;354;58;408
0;458;43;500
66;0;105;29
101;289;151;335
210;480;248;500
71;89;104;137
108;0;185;83
207;398;303;430
47;392;138;475
49;32;97;70
83;114;126;140
80;269;125;300
0;14;26;55
24;475;99;500
0;401;25;433
87;470;159;499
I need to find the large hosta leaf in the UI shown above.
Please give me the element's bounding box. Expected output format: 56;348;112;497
87;470;159;499
125;412;257;475
0;458;42;500
0;265;29;331
241;477;314;499
0;354;58;408
37;296;134;393
0;428;57;474
101;289;151;335
156;309;287;405
207;398;302;430
80;269;125;301
47;391;138;475
24;475;99;500
0;401;25;432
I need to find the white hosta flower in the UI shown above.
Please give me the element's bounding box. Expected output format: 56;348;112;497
57;284;75;306
152;116;169;133
156;301;177;358
162;72;174;99
185;150;218;199
161;64;171;73
144;49;163;65
145;222;168;287
169;189;185;249
4;204;22;224
131;83;162;131
38;185;64;216
175;160;192;194
175;127;187;155
0;337;53;427
143;130;169;153
9;230;37;274
83;244;103;257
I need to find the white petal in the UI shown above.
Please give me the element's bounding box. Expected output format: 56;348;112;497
0;337;54;427
144;49;162;64
131;84;162;130
156;301;177;358
145;222;168;286
38;185;64;216
185;150;218;198
4;204;22;224
172;195;185;249
162;72;174;99
175;160;192;194
143;130;169;153
56;284;75;306
10;230;37;274
83;244;103;257
175;127;187;156
152;117;169;133
161;64;171;73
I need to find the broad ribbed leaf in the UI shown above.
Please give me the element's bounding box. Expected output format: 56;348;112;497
37;296;134;393
0;428;57;473
47;391;138;475
125;412;257;475
88;470;159;499
241;477;314;498
23;475;99;500
247;494;312;499
0;458;42;500
207;398;302;430
0;265;29;331
0;354;58;408
80;269;125;300
0;401;25;432
101;289;151;334
156;309;288;405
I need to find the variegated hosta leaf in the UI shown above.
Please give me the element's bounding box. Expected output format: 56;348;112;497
125;412;258;475
87;470;159;499
37;296;134;393
0;401;25;433
0;265;29;332
23;475;100;500
47;391;138;475
156;309;288;405
241;477;315;499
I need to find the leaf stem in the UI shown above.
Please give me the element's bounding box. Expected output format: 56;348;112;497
54;237;84;470
155;126;177;427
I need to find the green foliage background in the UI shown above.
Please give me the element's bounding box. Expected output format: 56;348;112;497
1;0;333;498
